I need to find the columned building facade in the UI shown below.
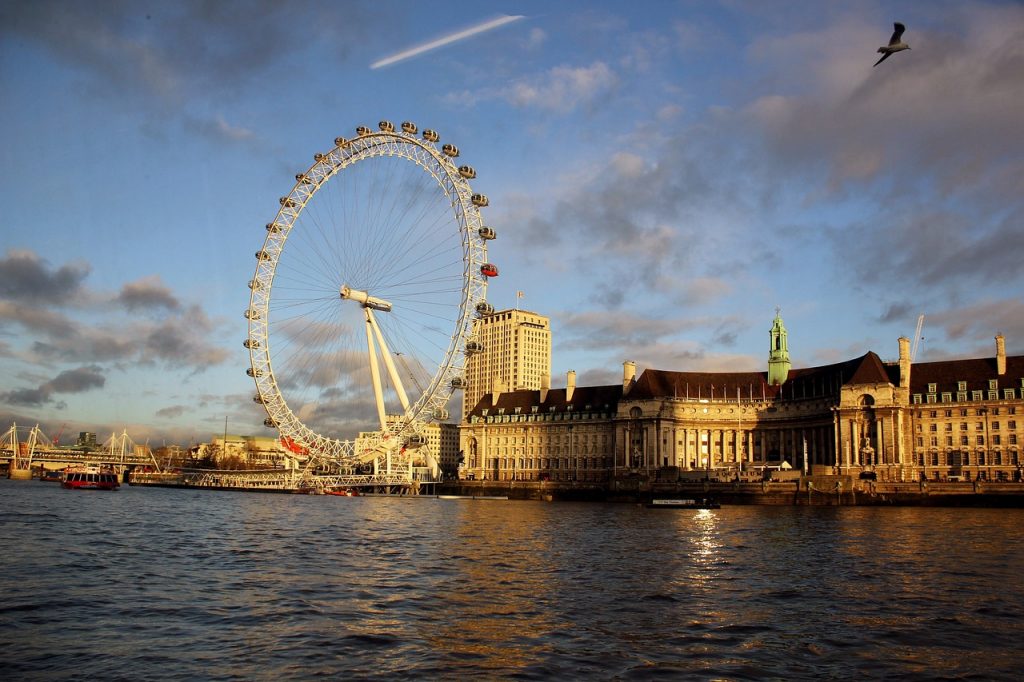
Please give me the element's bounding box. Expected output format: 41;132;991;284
459;315;1023;483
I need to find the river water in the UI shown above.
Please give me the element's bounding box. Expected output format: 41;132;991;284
2;480;1022;680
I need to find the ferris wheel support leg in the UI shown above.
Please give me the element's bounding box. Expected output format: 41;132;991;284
365;311;387;431
367;308;410;413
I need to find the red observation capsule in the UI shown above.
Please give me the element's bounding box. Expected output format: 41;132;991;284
480;263;499;277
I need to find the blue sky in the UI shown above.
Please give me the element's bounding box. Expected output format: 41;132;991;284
2;0;1022;446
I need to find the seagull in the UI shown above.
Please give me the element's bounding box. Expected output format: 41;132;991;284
874;22;910;66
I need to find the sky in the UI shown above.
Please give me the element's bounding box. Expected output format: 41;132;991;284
1;0;1023;447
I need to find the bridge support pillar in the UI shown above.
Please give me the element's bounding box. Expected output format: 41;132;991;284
8;467;32;480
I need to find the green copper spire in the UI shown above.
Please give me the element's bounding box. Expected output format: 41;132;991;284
768;307;791;385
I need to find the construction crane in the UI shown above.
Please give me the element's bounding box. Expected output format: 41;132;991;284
911;314;925;361
52;422;67;446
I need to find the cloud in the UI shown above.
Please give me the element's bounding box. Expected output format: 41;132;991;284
506;62;618;112
740;7;1024;299
0;0;375;133
183;114;255;144
0;249;90;304
117;275;181;312
155;405;188;419
0;364;105;407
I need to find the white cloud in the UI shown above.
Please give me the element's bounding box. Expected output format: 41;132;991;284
506;62;618;112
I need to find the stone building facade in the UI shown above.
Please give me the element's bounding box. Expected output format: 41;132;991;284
459;314;1023;483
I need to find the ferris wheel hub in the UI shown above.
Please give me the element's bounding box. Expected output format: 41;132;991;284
340;285;393;312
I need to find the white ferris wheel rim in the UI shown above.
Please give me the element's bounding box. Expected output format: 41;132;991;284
244;123;491;462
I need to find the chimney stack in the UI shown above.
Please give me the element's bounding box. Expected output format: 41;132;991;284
623;360;636;394
996;334;1006;375
490;374;504;407
566;370;576;402
898;336;911;388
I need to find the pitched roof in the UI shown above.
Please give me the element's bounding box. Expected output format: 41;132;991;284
466;383;623;418
909;355;1024;394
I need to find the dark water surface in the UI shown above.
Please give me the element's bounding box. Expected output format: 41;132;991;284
2;480;1023;680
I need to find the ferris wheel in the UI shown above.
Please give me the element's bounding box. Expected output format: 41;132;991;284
245;120;497;465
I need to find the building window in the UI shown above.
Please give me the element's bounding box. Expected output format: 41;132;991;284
989;380;998;391
946;436;953;446
927;394;937;404
961;423;968;431
961;436;969;445
993;422;1000;430
941;392;952;403
994;435;1002;445
929;424;937;432
913;394;922;404
1005;389;1016;400
928;383;937;393
957;392;968;402
961;409;969;417
989;391;999;400
977;436;985;445
972;391;983;401
958;381;967;392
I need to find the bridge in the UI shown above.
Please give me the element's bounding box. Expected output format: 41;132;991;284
3;422;432;493
1;423;162;478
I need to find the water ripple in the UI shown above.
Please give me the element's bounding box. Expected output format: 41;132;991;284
1;481;1023;679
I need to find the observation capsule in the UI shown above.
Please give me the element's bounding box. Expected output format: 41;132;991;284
480;263;499;277
313;153;324;161
248;279;263;290
471;194;489;207
253;393;266;404
263;417;277;428
433;407;450;421
296;173;313;185
246;367;263;377
406;433;426;448
244;308;261;320
450;376;467;390
334;136;348;147
243;338;260;349
478;227;496;240
401;121;417;134
475;301;495;316
441;143;459;158
266;222;282;233
279;197;297;208
465;340;484;354
255;250;271;261
423;129;439;142
379;120;394;132
458;165;476;179
356;125;372;136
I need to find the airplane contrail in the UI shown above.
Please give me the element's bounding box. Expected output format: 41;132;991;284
371;14;525;69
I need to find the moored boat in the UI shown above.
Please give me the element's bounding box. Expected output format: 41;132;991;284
646;498;720;509
326;488;359;496
61;465;120;491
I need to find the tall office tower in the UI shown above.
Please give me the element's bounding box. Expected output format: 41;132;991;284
462;308;551;420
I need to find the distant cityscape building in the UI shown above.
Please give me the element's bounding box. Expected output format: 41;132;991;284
354;416;460;479
463;308;551;420
76;432;97;449
196;434;291;468
459;313;1023;483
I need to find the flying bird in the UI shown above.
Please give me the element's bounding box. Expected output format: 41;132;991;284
874;22;910;66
